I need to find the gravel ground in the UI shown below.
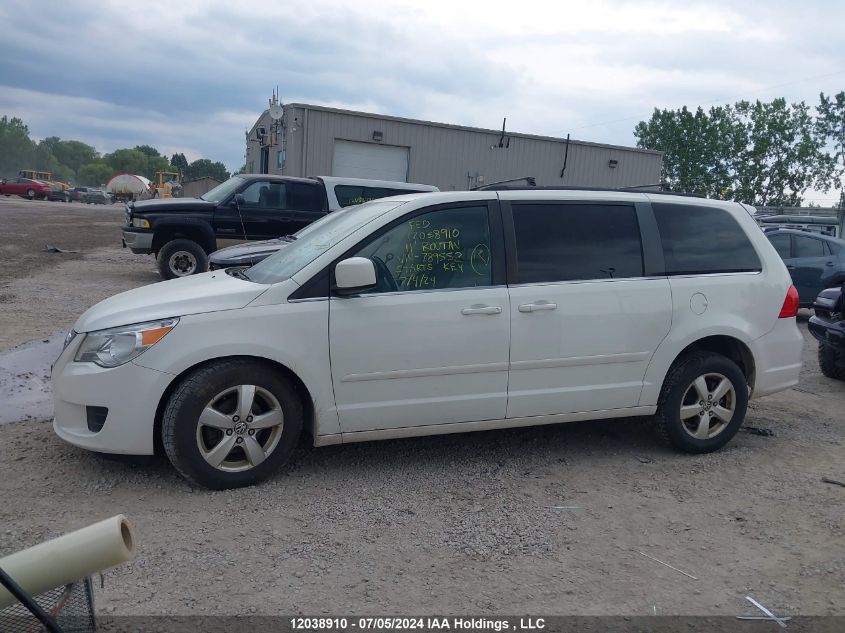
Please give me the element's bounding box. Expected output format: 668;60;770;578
0;197;843;617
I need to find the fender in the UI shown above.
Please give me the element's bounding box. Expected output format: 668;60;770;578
151;217;217;253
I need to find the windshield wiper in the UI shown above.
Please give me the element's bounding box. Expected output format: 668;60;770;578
226;267;251;281
279;235;297;242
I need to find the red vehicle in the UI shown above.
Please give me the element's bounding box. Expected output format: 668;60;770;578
0;177;52;200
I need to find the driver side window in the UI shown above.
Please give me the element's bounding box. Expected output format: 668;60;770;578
239;181;287;209
353;206;493;292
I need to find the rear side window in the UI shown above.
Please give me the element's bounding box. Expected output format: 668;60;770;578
511;203;643;283
288;182;325;211
653;203;761;275
767;233;791;258
793;235;825;258
335;185;422;208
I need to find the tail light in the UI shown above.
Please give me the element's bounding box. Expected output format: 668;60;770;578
778;285;800;318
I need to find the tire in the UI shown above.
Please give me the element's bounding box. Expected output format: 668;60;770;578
26;188;35;200
818;344;845;381
157;238;208;279
655;351;748;453
162;359;303;489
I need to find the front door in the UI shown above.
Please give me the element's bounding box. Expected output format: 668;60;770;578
215;180;291;241
504;200;672;418
329;203;510;433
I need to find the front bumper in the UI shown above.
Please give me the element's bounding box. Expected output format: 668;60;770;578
808;316;845;350
52;337;174;455
122;227;153;254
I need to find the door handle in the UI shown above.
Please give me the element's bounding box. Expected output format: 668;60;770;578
461;305;502;316
826;261;835;267
518;302;558;313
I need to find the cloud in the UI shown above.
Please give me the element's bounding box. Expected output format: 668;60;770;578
0;0;843;175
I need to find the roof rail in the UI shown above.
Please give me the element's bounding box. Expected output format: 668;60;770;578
477;184;706;198
472;176;536;191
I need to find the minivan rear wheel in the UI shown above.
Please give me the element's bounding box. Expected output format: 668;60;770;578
162;359;303;489
655;351;748;453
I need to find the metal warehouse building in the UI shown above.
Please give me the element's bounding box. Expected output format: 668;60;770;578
245;102;662;191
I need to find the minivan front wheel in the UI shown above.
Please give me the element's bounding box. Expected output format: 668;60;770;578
162;359;303;489
655;352;748;453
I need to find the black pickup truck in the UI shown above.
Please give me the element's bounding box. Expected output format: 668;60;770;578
123;173;437;278
808;284;845;380
122;175;327;279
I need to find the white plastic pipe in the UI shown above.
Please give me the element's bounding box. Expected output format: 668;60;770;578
0;515;135;609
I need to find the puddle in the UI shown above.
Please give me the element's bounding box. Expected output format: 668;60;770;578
0;333;63;424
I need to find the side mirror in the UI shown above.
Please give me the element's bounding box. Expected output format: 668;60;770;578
231;193;245;207
334;257;377;294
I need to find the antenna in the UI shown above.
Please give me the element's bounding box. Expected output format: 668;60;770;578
268;87;284;119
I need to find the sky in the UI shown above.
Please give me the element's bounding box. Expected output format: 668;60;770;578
1;0;843;203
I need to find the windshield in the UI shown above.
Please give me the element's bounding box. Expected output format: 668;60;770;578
201;176;245;203
246;200;406;284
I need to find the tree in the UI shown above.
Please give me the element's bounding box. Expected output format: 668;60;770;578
146;155;173;180
103;148;149;177
77;162;114;186
634;99;831;206
734;98;831;206
49;139;99;176
170;152;189;174
134;144;161;158
33;140;71;181
0;116;36;178
184;158;229;182
817;91;845;208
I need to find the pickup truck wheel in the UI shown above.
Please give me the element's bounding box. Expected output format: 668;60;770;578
26;188;35;199
655;351;748;453
162;359;303;489
818;344;845;381
157;239;208;279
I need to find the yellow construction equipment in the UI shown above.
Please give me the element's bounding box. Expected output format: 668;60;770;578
17;169;71;191
149;171;182;198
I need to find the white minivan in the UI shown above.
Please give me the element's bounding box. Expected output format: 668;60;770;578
53;189;804;489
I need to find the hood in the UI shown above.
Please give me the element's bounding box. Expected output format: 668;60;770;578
74;271;268;333
209;238;289;263
131;197;216;213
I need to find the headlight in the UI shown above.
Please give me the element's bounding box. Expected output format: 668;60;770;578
132;217;150;228
63;329;77;350
74;318;178;368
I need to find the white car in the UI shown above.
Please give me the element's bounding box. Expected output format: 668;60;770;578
53;189;804;489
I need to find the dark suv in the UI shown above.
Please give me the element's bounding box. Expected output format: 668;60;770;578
764;229;845;306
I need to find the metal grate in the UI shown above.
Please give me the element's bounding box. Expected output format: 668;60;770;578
0;577;96;633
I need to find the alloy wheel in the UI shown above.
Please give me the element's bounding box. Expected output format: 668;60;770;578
679;372;736;440
195;384;285;472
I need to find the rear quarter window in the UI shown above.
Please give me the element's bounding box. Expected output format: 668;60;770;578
653;202;762;275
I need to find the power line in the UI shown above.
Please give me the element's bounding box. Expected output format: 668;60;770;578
556;69;845;134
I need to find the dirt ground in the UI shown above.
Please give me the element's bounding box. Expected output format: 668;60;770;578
0;197;843;618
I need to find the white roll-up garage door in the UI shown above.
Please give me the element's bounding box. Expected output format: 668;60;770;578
332;140;409;182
